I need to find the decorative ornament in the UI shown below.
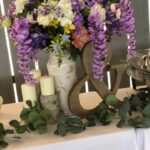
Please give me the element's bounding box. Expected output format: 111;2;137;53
68;42;127;117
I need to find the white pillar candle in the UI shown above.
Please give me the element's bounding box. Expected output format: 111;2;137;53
21;84;37;105
30;69;41;83
40;76;55;96
0;96;3;109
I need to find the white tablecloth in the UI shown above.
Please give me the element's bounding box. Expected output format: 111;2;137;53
24;130;137;150
136;129;150;150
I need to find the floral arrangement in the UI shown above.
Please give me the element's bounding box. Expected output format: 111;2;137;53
0;0;136;84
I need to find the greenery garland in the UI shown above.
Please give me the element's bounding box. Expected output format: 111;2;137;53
0;88;150;149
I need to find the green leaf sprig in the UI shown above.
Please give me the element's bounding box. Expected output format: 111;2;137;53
0;123;14;149
9;100;52;135
55;115;86;136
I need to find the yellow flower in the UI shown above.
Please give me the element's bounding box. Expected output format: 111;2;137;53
64;24;75;33
1;17;12;27
50;19;60;27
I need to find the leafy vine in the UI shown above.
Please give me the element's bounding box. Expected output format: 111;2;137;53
0;88;150;149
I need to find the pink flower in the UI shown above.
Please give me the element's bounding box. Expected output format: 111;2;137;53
72;26;90;50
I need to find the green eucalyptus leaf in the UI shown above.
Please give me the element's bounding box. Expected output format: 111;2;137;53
127;116;143;128
137;91;147;101
15;125;26;134
0;123;5;134
40;109;51;121
97;109;114;125
12;136;21;139
66;117;83;126
117;119;126;128
98;109;108;121
118;98;130;119
28;112;39;122
28;123;35;131
142;103;150;117
35;101;42;111
0;141;8;149
20;108;30;120
36;125;47;134
97;103;108;114
102;112;114;125
70;126;85;134
4;129;14;135
105;94;119;106
26;100;33;108
87;115;96;127
9;120;20;128
131;96;142;109
33;119;46;129
57;124;68;136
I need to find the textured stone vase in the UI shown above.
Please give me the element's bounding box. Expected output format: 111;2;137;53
47;54;77;116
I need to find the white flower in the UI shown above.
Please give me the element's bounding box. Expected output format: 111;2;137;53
27;14;34;23
110;3;121;19
48;0;58;6
37;15;53;26
110;3;116;12
91;3;106;21
57;0;74;26
15;0;28;14
59;17;72;26
116;9;121;19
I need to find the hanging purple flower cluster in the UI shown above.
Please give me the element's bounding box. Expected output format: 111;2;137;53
9;17;36;84
88;12;108;80
71;0;136;81
71;0;83;32
106;7;123;36
120;0;136;58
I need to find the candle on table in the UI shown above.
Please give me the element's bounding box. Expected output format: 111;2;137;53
21;83;37;105
40;76;55;96
30;69;41;83
0;96;3;109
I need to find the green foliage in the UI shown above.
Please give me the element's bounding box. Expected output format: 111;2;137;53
96;103;116;125
142;103;150;117
117;119;126;128
0;123;14;149
105;94;119;107
118;88;150;128
118;98;130;119
9;101;52;135
55;115;86;136
86;115;96;127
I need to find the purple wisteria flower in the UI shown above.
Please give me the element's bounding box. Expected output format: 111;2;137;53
88;11;108;80
120;0;136;58
9;17;37;84
71;0;83;32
